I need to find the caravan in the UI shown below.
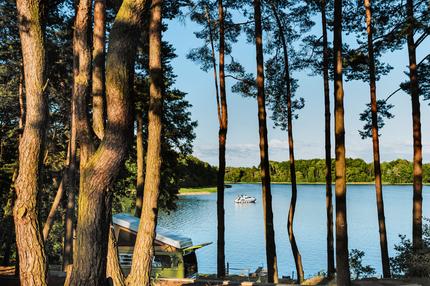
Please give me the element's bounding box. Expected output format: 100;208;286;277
112;213;210;278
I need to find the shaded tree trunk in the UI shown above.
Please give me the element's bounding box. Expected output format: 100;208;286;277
269;3;303;282
13;0;48;284
126;1;163;286
135;110;145;218
253;0;278;283
406;0;423;252
67;0;146;284
92;0;106;140
42;175;65;241
217;0;227;278
107;225;126;286
321;0;335;278
333;0;351;284
364;0;390;278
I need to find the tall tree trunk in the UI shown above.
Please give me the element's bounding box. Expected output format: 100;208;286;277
253;0;279;283
217;0;227;278
92;0;106;140
74;0;94;168
63;138;77;273
42;174;65;241
126;1;163;285
135;110;145;218
333;0;351;284
18;63;24;138
13;0;48;284
269;3;304;282
406;0;423;252
67;0;146;284
364;0;391;278
321;0;335;278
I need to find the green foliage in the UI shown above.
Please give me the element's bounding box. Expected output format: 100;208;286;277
359;100;395;139
390;219;430;278
349;249;376;280
225;158;430;184
176;155;217;188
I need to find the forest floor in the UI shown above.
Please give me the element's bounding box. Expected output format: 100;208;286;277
1;267;429;285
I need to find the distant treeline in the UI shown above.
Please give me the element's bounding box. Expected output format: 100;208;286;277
177;156;218;188
225;158;430;184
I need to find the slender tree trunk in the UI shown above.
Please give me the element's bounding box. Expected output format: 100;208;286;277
406;0;423;252
364;0;391;278
67;0;146;283
253;0;278;283
126;1;163;285
321;0;335;278
269;3;303;282
333;0;351;284
63;145;77;273
92;0;106;140
217;0;227;278
135;110;145;218
18;63;24;138
42;176;65;241
204;5;222;124
13;0;48;284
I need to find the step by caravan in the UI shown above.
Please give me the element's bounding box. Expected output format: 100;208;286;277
112;213;211;278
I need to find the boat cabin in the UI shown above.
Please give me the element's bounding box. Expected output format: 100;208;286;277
112;213;210;278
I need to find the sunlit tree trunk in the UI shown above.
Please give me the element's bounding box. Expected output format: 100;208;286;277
67;0;146;283
333;0;351;284
406;0;423;252
253;0;279;283
126;1;163;285
92;0;106;140
13;0;48;284
135;110;145;218
320;0;335;278
269;3;303;282
217;0;227;278
364;0;390;278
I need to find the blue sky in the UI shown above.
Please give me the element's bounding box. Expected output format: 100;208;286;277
165;16;430;167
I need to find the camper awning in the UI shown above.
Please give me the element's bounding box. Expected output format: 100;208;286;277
112;213;193;249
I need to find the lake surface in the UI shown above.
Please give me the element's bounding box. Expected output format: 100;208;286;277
158;184;430;278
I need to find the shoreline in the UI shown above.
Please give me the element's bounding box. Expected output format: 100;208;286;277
179;182;428;195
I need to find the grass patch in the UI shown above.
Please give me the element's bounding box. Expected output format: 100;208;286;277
179;187;217;194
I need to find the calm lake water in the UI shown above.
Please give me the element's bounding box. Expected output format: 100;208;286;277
158;184;430;278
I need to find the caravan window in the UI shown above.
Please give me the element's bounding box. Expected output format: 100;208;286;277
117;229;136;247
153;255;172;268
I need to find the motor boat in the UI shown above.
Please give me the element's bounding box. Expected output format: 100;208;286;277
234;194;257;204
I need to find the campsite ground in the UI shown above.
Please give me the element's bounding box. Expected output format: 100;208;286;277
1;266;429;286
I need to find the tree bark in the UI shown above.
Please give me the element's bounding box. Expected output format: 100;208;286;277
217;0;227;278
67;0;146;284
406;0;423;252
107;225;126;286
135;110;145;218
74;0;94;168
126;1;163;285
333;0;351;284
253;0;279;283
321;0;335;278
42;176;64;241
364;0;391;278
92;0;106;140
13;0;48;284
269;3;303;282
